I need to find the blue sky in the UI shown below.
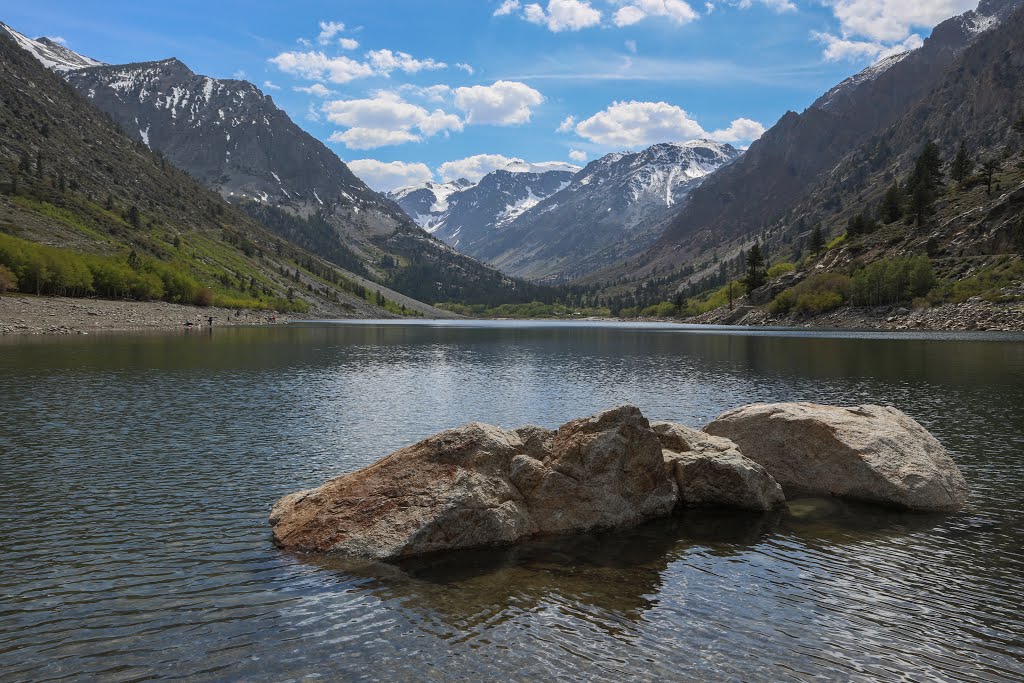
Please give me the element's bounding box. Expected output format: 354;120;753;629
4;0;978;189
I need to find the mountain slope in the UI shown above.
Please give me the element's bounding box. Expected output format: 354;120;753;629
478;141;740;281
585;1;1024;320
651;0;1024;269
0;29;450;319
1;22;537;306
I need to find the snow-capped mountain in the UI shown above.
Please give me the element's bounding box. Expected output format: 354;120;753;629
65;59;402;228
3;23;410;237
387;163;579;249
0;23;105;71
471;140;740;281
388;179;475;230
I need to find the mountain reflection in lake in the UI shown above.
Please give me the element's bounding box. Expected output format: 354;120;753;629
1;322;1022;682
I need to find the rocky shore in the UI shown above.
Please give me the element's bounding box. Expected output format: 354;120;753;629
0;295;310;335
687;297;1024;331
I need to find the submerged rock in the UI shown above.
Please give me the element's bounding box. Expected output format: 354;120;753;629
652;421;785;511
704;403;968;512
270;406;678;560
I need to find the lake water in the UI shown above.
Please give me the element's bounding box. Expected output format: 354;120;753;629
2;321;1023;682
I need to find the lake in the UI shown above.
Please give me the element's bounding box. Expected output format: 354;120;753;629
2;320;1023;682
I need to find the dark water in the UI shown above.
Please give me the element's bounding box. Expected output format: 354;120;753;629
2;321;1023;682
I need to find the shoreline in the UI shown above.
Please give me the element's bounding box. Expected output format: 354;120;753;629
0;295;311;336
4;294;1023;336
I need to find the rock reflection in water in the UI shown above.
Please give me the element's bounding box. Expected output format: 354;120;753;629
295;501;943;636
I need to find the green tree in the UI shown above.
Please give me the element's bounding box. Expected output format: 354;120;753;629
907;142;944;226
745;243;767;290
810;224;825;254
981;157;1002;195
950;141;974;184
128;205;141;228
880;181;903;223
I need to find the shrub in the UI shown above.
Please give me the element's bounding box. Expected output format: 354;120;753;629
850;256;935;306
0;264;16;293
194;287;216;307
767;262;796;278
770;273;851;316
826;234;847;250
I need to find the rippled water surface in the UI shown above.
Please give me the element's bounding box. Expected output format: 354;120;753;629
2;321;1023;682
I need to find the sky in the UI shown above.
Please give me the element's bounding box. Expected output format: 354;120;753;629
4;0;980;190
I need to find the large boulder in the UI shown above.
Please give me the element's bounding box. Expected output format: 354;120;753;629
652;421;785;511
270;406;678;560
704;403;968;511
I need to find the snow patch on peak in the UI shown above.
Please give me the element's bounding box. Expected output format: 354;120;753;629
1;22;105;72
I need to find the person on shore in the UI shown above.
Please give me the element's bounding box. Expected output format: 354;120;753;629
207;316;214;327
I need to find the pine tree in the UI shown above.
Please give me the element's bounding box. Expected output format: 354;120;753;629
810;224;825;254
907;142;944;225
745;243;767;290
981;157;1002;195
9;174;17;196
35;151;43;179
880;181;903;223
950;141;974;183
128;205;141;227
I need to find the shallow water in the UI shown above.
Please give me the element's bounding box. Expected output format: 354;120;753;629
1;321;1023;682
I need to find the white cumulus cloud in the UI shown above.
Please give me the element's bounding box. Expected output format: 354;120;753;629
453;81;544;125
569;149;588;162
347;159;434;191
329;129;421;149
324;92;463;149
269;51;375;84
317;21;346;45
556;115;576;133
338;38;360;50
573;100;764;146
612;0;699;27
813;30;923;62
263;80;281;91
709;117;767;143
294;83;334;97
522;0;602;32
494;0;521;15
366;49;447;76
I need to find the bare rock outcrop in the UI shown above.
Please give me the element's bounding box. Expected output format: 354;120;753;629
652;421;785;511
704;403;968;511
270;406;678;560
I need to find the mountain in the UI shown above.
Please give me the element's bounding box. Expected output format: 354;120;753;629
387;178;476;231
387;162;580;249
476;140;740;281
0;28;447;319
648;0;1024;272
0;25;105;71
585;0;1024;319
1;22;540;306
